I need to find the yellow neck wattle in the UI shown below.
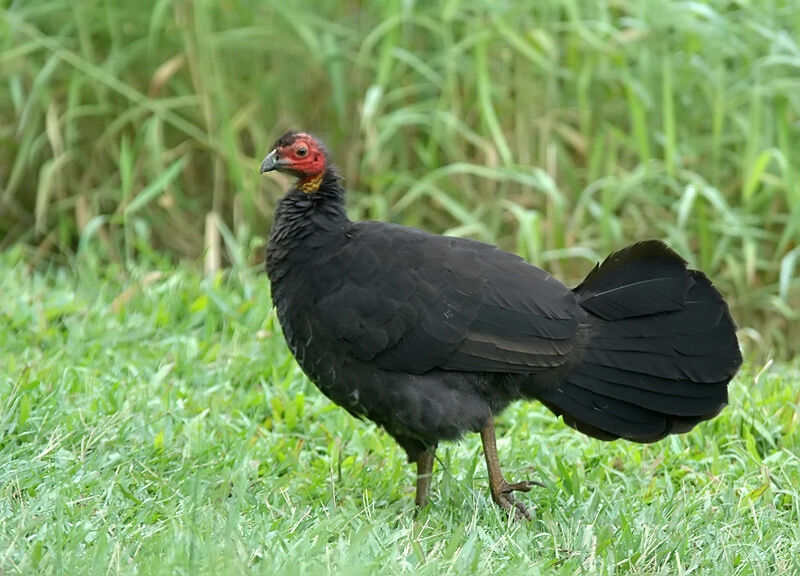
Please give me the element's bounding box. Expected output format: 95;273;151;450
299;173;324;193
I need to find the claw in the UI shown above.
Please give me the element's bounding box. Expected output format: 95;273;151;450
492;479;536;521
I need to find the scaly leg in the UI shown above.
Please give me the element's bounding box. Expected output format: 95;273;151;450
414;449;435;509
480;415;539;521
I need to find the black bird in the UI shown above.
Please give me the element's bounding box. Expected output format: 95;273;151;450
261;131;742;519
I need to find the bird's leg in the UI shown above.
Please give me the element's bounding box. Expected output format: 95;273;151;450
480;415;537;521
414;449;435;509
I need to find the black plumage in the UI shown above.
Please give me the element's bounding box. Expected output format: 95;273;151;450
262;131;742;519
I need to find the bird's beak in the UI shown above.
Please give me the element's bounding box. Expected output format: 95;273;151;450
260;149;283;174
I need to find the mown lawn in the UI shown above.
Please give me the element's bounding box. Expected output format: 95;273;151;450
1;251;798;575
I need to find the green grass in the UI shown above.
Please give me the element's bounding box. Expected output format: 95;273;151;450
2;0;800;353
2;251;798;575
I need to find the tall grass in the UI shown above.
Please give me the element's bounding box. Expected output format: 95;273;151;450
1;0;799;353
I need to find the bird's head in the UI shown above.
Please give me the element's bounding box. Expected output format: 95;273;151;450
260;131;328;193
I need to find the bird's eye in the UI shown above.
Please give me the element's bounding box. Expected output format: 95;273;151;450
296;146;308;158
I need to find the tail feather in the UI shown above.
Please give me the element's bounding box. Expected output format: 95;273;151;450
582;345;734;383
574;242;691;320
537;240;741;443
571;364;724;398
542;384;671;440
587;322;737;357
565;371;728;416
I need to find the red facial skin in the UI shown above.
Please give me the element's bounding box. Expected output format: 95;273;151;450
277;134;326;182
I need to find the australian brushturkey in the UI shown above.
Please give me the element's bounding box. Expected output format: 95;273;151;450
261;131;742;520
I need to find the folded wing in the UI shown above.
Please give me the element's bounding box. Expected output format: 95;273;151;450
315;222;580;375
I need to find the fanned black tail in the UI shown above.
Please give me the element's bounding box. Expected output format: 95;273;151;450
537;240;742;443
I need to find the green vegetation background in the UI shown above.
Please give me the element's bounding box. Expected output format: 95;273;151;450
2;0;800;353
2;1;799;574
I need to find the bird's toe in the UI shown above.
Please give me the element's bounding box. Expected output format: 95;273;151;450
505;480;533;493
493;491;531;522
512;499;532;522
491;481;536;521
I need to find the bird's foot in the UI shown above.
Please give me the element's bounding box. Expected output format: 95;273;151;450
491;479;542;521
480;415;543;522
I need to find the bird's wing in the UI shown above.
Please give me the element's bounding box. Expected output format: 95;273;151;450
315;222;580;375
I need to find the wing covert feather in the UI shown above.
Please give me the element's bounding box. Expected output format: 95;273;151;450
315;222;579;374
